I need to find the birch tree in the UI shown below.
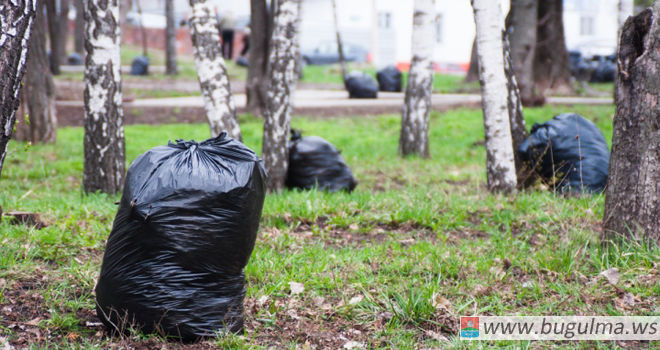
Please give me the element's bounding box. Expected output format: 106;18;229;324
165;0;177;75
399;0;435;158
0;0;38;178
15;0;57;144
188;0;241;140
263;0;300;191
472;0;517;192
83;0;125;193
603;6;659;244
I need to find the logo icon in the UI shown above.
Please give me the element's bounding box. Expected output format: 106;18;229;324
461;317;480;338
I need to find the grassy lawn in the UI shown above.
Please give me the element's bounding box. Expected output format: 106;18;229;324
1;104;657;349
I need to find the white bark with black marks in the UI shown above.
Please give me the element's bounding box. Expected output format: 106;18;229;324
83;0;125;194
263;0;300;192
399;0;435;158
0;0;37;178
188;0;241;140
472;0;517;193
603;7;659;244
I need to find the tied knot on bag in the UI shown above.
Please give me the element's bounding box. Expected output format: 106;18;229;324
169;132;229;150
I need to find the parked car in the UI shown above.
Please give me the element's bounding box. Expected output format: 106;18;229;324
302;42;368;65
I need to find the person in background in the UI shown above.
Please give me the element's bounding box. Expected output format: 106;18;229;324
218;11;237;60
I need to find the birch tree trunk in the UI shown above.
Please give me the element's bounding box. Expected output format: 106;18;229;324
83;0;126;194
0;0;38;178
246;0;271;114
472;0;517;193
15;0;57;144
188;0;241;140
331;0;348;88
263;0;300;192
399;0;435;158
603;7;659;244
507;0;540;106
46;0;70;75
165;0;177;75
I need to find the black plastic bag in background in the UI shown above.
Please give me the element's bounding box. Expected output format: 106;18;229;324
518;113;610;193
95;132;266;341
286;130;358;192
346;71;378;99
376;65;402;92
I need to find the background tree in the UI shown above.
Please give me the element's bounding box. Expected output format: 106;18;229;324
472;0;517;192
83;0;125;194
15;0;57;144
247;0;272;114
45;0;70;75
135;0;148;57
188;0;241;140
263;0;300;192
507;0;539;106
603;7;659;244
73;0;84;55
465;38;479;83
399;0;435;158
331;0;348;88
533;0;572;95
0;0;38;177
165;0;178;75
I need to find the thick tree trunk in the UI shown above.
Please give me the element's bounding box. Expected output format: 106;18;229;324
83;0;126;194
74;0;84;55
472;0;517;193
533;0;573;95
165;0;177;75
465;38;479;83
507;0;541;106
603;8;659;244
399;0;435;158
0;0;37;178
188;0;241;140
46;0;70;75
15;1;57;144
247;0;271;114
263;0;300;192
331;0;348;88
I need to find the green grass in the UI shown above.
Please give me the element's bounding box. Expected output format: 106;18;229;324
0;104;657;349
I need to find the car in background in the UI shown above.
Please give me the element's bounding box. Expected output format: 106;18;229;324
302;42;368;65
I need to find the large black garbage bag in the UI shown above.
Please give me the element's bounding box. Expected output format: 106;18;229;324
286;130;357;192
130;55;150;75
376;65;402;92
346;71;378;99
518;113;609;193
95;132;267;341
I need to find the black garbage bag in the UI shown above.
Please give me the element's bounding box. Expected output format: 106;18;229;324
518;113;609;193
286;130;357;192
376;65;402;92
590;61;616;83
67;52;83;65
130;55;150;75
236;56;248;67
95;132;267;341
346;71;378;99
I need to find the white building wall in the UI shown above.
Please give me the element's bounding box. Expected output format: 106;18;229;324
564;0;619;57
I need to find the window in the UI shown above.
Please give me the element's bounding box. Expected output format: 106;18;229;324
435;13;443;43
580;16;594;36
379;12;391;29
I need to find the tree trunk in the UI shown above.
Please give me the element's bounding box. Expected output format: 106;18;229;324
0;0;38;178
263;0;300;192
46;0;70;75
83;0;126;194
618;0;634;33
399;0;435;158
135;0;148;57
507;0;542;106
165;0;177;75
533;0;573;95
247;0;271;114
472;0;517;193
331;0;348;88
188;0;241;140
74;0;84;55
465;38;479;83
119;0;131;42
603;7;659;244
15;0;57;144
